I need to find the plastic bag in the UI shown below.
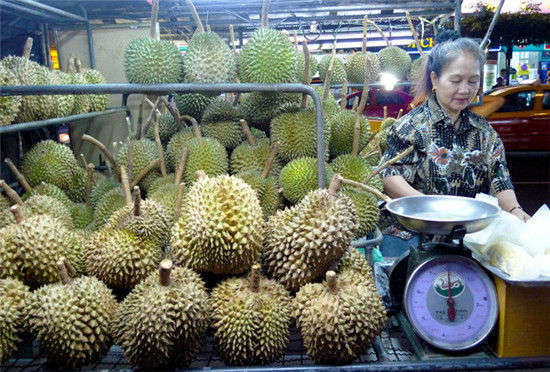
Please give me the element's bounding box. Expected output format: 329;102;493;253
484;240;540;280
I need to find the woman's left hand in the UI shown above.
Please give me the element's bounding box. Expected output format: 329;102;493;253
511;208;530;222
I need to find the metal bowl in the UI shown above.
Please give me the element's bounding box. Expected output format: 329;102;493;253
385;195;500;235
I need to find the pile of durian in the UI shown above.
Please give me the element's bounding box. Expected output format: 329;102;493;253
0;38;109;126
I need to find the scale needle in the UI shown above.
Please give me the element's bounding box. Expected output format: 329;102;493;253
447;270;456;322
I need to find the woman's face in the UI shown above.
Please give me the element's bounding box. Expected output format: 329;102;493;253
431;53;481;117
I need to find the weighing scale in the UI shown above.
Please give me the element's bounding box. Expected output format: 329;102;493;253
386;195;501;351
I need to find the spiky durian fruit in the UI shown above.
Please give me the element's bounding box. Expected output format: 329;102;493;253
178;137;229;185
333;247;376;286
82;68;109;111
263;186;358;291
293;48;318;83
183;32;235;85
0;209;78;285
147;173;176;195
294;271;386;364
21;140;79;189
202;121;244;150
239;28;295;83
328;109;370;158
115;138;160;189
211;265;291;365
90;177;120;209
231;137;281;177
279;157;333;204
26;264;118;368
408;54;427;83
239;91;300;131
170;173;264;275
148;183;181;221
70;203;94;230
331;154;383;191
0;194;73;229
271;108;331;162
318;54;347;85
345;51;380;84
85;228;162;291
174;93;212;122
63;166;88;203
378;117;397;153
201;97;241;124
22;181;72;208
145;112;180;144
124;37;183;83
0;278;30;362
0;63;22;125
166;127;196;169
106;188;171;246
305;85;342;119
52;70;76;118
114;260;209;368
68;62;91;114
0;195;10;210
378;46;412;79
343;190;379;237
91;187;127;229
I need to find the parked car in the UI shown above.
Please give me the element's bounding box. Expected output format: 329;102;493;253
472;83;550;151
340;87;414;131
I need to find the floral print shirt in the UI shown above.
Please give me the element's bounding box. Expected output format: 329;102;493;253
379;94;513;198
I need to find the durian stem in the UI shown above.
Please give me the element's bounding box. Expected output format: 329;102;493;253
367;20;390;46
362;15;368;54
82;135;120;179
351;117;361;157
352;97;359;111
249;264;262;292
340;79;348;109
137;96;146;139
141;96;163;138
383;106;387;120
185;0;204;33
133;186;141;216
174;148;189;186
261;0;270;27
120;166;132;205
195;170;207;180
159;259;173;286
240;119;257;146
340;177;392;203
22;37;33;59
274;188;283;211
64;260;77;278
125;118;135;184
397;108;403;119
301;40;311;109
326;271;338;293
182;115;202;138
150;0;160;40
328;174;342;196
206;24;211;32
74;58;82;73
153;116;168;177
132;158;160;189
85;163;95;208
262;142;279;179
323;46;336;101
366;145;414;185
0;180;23;205
406;11;424;56
229;24;237;54
4;158;31;192
79;153;87;169
174;182;186;222
57;259;71;285
294;30;299;46
10;205;24;224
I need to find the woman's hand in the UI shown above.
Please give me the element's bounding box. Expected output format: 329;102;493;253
510;207;530;222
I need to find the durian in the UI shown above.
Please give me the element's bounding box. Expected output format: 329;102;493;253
145;112;181;145
174;93;212;122
346;51;380;84
279;157;333;204
92;187;127;229
0;63;21;125
318;54;347;85
239;91;300;132
0;278;30;362
22;181;72;208
328;109;370;158
378;45;412;80
76;58;109;112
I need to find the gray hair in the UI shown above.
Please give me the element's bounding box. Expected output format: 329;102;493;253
414;37;486;102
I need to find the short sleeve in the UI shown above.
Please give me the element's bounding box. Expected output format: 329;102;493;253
378;121;421;183
487;136;514;195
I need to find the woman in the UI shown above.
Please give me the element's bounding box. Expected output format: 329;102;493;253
378;34;530;256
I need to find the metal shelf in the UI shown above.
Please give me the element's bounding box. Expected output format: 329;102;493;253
0;107;126;134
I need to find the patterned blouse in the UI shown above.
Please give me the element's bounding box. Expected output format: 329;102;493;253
379;94;514;197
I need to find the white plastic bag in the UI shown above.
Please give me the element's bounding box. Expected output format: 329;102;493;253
485;240;540;280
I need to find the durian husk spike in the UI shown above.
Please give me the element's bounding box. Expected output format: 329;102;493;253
326;271;338;293
85;163;95;208
82;134;120;179
261;0;270;27
195;170;207;180
249;264;262;292
340;79;348;109
185;0;205;33
339;176;391;203
174;182;185;222
261;142;279;179
174;148;189;186
150;0;160;41
56;258;72;285
229;24;237;54
4;158;31;192
0;180;23;205
365;145;414;185
397;108;403;119
22;37;33;59
79;153;87;169
328;174;343;196
153;116;168;177
383;106;388;120
10;205;24;224
133;186;141;216
406;11;424;55
240;119;257;146
301;40;311;108
64;260;77;278
159;259;173;286
120;165;132;205
141;96;163;138
361;15;368;54
131;158;161;188
160;96;182;129
367;20;390;46
181;115;201;138
322;46;336;101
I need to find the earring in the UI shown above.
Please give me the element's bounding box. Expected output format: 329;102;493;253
432;86;436;92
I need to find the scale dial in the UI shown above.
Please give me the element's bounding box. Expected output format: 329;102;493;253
404;255;498;351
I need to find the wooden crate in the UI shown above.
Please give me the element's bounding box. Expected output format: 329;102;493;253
494;276;550;357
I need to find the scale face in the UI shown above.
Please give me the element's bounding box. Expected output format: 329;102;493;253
404;254;498;351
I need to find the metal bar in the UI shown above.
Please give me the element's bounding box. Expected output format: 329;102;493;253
0;83;326;188
396;311;425;360
41;23;49;67
0;107;125;134
0;0;67;21
10;0;88;22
